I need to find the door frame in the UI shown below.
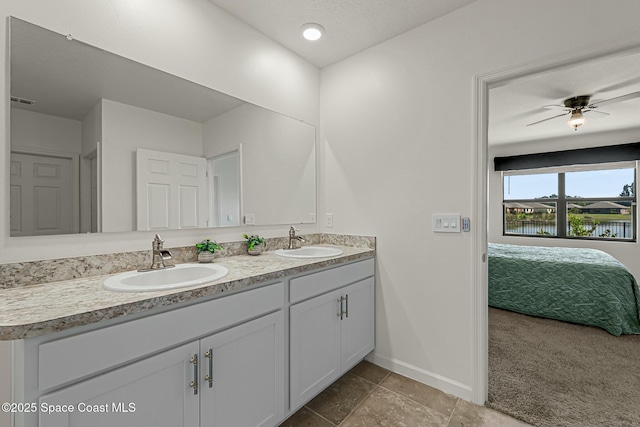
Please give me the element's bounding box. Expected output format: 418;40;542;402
471;32;640;405
10;146;81;235
81;147;101;233
206;143;243;227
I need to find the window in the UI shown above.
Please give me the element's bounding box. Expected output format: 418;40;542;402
503;164;636;241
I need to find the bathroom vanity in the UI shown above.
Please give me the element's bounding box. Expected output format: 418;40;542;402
0;242;375;427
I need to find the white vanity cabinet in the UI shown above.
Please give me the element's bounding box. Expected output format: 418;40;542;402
289;259;375;410
12;255;375;427
199;310;284;427
38;311;284;427
38;341;201;427
20;283;285;427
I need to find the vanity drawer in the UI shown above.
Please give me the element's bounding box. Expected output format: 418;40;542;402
290;258;374;303
38;282;285;392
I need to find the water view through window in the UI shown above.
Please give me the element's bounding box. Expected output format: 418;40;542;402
503;167;636;241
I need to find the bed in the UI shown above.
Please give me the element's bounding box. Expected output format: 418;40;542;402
488;243;640;336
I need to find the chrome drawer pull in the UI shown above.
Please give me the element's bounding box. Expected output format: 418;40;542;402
189;354;198;395
205;349;213;388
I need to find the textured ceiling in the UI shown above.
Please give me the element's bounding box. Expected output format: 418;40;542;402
489;51;640;146
207;0;478;68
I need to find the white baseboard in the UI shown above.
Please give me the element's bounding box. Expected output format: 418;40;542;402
367;352;473;402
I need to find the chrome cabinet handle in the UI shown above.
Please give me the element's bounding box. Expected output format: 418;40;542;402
345;294;349;318
205;349;213;388
338;296;347;320
189;354;198;395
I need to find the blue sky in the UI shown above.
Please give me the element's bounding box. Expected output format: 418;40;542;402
504;168;635;199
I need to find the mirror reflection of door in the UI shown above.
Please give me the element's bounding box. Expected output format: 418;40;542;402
135;148;208;231
10;152;77;236
208;150;241;228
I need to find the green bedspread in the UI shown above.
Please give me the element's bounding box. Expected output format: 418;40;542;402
488;243;640;336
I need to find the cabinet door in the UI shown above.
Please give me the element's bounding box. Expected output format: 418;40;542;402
340;277;375;370
39;341;199;427
289;289;341;410
200;310;285;427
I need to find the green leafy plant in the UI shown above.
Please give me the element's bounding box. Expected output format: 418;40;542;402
567;214;597;237
244;234;266;250
599;229;617;238
195;238;223;254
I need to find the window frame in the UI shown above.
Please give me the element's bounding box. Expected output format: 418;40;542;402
502;163;637;242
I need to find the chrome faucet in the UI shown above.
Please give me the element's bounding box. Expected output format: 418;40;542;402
139;234;174;272
288;226;305;249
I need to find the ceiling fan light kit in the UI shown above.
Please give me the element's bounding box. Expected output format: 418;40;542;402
567;109;586;130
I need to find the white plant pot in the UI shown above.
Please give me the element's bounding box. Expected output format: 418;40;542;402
198;252;215;263
248;245;264;256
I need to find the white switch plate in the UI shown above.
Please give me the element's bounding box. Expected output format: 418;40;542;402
244;213;255;225
433;214;461;233
325;213;334;228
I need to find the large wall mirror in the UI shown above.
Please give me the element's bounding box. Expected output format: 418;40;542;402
9;18;316;237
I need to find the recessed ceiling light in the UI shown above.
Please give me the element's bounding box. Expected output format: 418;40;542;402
301;23;324;41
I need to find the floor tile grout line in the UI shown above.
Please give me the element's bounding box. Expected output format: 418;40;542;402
445;398;461;427
335;370;391;426
350;369;391;387
336;382;382;427
298;369;392;427
303;405;339;427
375;379;457;421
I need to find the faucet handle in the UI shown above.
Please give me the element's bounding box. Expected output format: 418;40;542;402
153;234;164;249
289;226;299;236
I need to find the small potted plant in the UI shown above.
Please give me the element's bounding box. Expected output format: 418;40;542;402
244;234;266;256
195;238;223;263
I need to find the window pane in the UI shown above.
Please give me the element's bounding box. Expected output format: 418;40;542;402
504;202;557;236
567;202;634;239
503;173;558;200
565;168;635;198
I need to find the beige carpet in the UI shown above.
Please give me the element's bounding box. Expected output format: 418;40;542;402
487;307;640;427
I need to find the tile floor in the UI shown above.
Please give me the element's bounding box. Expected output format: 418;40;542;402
280;361;530;427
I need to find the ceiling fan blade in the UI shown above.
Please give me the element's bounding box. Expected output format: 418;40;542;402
583;109;610;117
526;112;569;126
542;104;571;111
589;91;640;108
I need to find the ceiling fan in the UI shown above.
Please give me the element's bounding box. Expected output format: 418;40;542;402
526;91;640;130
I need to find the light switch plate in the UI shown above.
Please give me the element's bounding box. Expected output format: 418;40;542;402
325;213;334;228
433;214;461;233
244;213;255;225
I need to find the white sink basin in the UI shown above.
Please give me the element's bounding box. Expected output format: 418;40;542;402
275;246;344;259
103;263;229;292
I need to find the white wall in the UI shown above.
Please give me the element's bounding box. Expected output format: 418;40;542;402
10;108;81;154
81;101;101;157
0;0;320;264
320;0;640;400
203;103;316;226
101;99;203;232
489;127;640;281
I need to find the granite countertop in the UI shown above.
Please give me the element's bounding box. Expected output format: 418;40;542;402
0;245;374;340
